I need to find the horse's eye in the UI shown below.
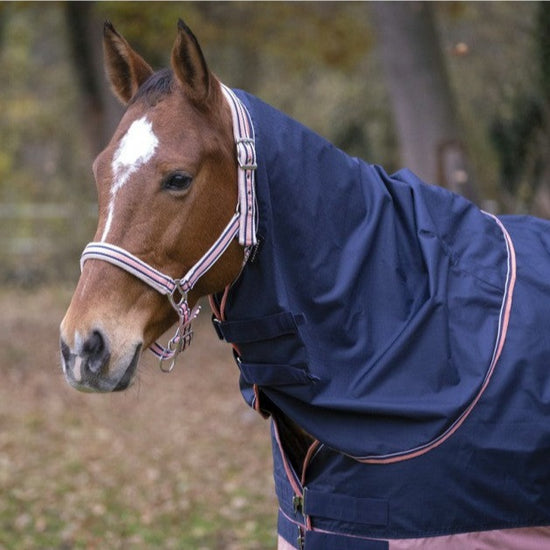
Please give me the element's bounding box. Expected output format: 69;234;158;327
162;172;193;192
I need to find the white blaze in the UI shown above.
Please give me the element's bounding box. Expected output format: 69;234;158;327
101;116;159;242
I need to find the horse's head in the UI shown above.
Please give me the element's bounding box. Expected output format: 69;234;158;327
60;21;244;392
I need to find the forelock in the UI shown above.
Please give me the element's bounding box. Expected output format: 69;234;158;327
130;68;175;106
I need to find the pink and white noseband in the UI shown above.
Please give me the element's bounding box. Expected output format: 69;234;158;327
80;85;257;372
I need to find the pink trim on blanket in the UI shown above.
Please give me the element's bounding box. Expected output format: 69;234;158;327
272;418;303;499
358;215;517;464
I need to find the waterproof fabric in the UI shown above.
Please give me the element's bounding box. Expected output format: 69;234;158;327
212;90;550;545
215;90;517;459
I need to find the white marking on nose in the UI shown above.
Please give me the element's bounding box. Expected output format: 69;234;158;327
101;116;159;242
74;331;83;355
73;355;83;382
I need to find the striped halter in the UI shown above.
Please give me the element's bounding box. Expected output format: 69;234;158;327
80;85;257;372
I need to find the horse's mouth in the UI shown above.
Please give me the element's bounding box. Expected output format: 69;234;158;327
113;344;142;391
61;340;143;393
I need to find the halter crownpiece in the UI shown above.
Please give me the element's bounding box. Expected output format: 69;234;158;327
223;85;258;248
80;84;257;372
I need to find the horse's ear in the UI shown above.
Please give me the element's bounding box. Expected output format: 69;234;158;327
171;19;214;107
103;21;154;105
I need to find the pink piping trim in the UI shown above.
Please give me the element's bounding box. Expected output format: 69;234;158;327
301;441;321;531
311;525;387;544
357;214;517;464
272;417;304;500
301;440;320;486
278;505;305;530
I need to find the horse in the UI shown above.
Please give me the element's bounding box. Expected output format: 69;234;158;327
60;20;550;549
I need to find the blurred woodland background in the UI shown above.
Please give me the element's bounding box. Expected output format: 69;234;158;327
1;2;549;285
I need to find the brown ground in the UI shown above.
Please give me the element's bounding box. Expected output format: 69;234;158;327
0;287;277;549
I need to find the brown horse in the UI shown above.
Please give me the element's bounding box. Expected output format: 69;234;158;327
60;21;299;548
61;21;550;550
60;21;245;392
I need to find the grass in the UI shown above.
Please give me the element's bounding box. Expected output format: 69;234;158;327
0;287;277;549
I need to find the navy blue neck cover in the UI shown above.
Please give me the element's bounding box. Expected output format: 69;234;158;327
215;90;518;461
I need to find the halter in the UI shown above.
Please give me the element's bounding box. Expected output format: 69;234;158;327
80;85;257;372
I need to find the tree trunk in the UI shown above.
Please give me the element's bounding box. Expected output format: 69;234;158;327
534;1;550;217
65;2;123;155
370;2;477;202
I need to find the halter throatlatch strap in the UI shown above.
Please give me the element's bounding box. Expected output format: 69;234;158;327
80;85;257;372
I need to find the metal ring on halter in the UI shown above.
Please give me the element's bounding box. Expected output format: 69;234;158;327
159;328;183;371
157;300;198;373
160;354;178;373
168;282;188;311
158;333;184;373
163;325;193;372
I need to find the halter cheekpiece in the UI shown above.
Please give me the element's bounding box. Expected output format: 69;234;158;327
80;85;257;372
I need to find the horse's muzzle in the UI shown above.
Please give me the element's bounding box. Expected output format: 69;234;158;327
60;330;141;392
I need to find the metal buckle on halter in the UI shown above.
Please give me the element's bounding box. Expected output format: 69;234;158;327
236;138;257;170
157;302;199;374
156;281;191;373
168;281;188;311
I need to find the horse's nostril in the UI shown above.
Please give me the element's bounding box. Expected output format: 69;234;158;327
60;338;71;364
82;330;110;374
83;330;105;356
